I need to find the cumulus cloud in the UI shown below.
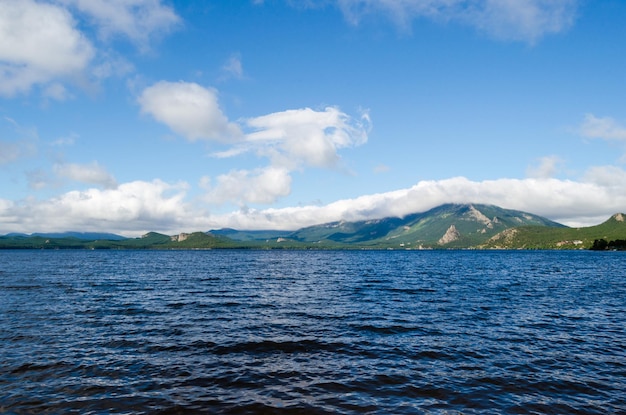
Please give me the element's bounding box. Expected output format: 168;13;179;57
245;107;371;169
0;0;95;97
203;167;292;205
336;0;578;42
0;180;196;236
138;81;243;142
0;0;178;98
3;173;626;236
208;106;369;204
139;81;371;205
58;0;180;48
583;165;626;190
54;161;118;189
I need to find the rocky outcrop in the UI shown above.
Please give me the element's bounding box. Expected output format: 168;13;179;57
466;205;491;225
170;233;190;242
438;225;461;245
483;228;519;248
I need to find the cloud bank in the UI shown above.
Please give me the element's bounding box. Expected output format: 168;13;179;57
2;173;625;236
217;174;626;231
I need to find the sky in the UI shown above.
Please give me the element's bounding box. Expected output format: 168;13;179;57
1;0;626;236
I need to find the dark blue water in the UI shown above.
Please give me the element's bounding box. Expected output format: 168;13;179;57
1;250;625;414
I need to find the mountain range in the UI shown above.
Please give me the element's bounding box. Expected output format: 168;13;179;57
1;203;624;250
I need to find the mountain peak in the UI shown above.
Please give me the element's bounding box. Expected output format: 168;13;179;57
465;205;492;225
438;225;461;245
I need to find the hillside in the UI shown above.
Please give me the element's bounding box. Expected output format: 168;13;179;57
1;204;624;250
482;213;626;250
285;204;565;248
0;231;234;250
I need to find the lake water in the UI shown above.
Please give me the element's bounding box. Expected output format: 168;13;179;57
1;249;625;414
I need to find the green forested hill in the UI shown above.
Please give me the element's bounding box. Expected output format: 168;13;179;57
1;205;624;250
481;213;626;250
0;231;234;250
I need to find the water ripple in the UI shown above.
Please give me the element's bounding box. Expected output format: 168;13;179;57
1;249;625;414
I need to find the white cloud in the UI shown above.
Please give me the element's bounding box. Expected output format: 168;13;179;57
0;0;95;97
139;83;371;207
58;0;180;48
203;167;292;205
580;113;626;141
0;180;196;235
245;106;371;169
0;0;178;99
583;165;626;190
207;107;370;205
526;155;563;179
139;82;370;164
211;174;626;230
2;173;626;236
138;81;243;142
336;0;578;42
54;161;118;189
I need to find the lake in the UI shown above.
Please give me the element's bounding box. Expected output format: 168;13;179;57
1;249;624;414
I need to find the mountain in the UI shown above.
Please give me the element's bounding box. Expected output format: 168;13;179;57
2;232;126;240
1;204;623;250
92;231;235;249
0;231;233;249
482;213;626;249
31;232;126;241
210;228;288;242
287;204;565;248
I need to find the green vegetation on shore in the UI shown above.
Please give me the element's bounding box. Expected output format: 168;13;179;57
1;204;625;251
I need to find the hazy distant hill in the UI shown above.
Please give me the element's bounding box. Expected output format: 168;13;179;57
4;232;125;240
33;232;126;241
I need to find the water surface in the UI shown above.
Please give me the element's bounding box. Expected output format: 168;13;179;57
1;250;625;414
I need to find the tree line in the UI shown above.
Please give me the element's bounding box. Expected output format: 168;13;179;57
590;239;626;251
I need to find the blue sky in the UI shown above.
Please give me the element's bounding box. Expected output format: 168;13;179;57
1;0;626;236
